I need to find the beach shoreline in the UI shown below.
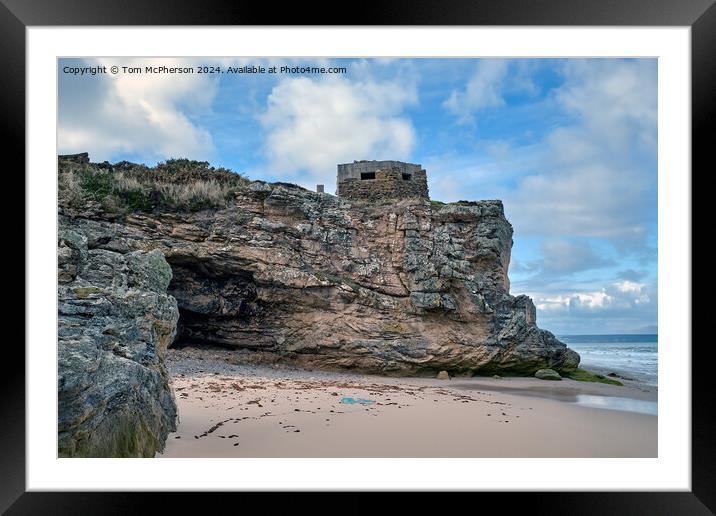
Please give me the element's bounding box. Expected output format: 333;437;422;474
158;346;657;458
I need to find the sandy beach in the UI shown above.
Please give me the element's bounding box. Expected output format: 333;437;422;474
158;347;657;458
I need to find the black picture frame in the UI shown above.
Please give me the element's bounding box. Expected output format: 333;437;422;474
4;0;712;513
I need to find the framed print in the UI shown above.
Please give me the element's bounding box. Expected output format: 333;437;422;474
5;0;713;513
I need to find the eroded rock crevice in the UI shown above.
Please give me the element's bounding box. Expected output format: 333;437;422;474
167;258;261;348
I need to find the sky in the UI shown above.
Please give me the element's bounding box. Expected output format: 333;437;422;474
58;57;658;335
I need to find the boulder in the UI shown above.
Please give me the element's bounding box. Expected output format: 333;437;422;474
436;370;450;380
58;152;89;164
535;369;562;381
58;229;178;457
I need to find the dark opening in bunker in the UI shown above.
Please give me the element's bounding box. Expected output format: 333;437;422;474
360;172;376;180
402;173;412;180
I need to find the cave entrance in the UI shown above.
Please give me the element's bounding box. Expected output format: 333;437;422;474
165;257;259;349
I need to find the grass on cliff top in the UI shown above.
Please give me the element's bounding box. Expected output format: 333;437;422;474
430;200;481;207
564;368;623;386
59;158;249;214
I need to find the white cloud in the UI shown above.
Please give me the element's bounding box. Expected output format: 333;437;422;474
528;239;614;276
506;59;657;247
537;290;613;311
556;59;657;150
58;58;218;163
423;142;543;203
443;60;509;123
533;278;653;317
258;76;417;189
615;280;645;293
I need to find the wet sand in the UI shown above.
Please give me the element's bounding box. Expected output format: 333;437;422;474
158;347;657;458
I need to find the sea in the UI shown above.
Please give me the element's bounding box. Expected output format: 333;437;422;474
558;334;658;387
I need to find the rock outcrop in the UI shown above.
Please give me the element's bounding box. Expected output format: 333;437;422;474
58;228;178;457
59;157;579;380
535;368;562;381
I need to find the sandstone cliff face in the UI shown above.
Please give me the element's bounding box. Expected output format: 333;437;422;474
59;162;579;379
58;228;178;457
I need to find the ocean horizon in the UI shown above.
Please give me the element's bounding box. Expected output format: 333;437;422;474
559;334;658;386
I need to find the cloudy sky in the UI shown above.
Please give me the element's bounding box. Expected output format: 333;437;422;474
58;57;658;335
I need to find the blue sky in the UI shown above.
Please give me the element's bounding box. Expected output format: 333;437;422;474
58;57;658;335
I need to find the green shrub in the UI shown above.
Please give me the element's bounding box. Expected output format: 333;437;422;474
59;157;246;214
119;188;152;212
79;168;115;200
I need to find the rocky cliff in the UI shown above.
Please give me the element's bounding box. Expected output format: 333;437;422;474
58;228;178;457
57;156;579;455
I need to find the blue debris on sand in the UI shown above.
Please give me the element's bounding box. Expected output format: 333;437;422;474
340;397;375;405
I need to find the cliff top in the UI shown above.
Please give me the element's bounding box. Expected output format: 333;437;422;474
58;154;502;216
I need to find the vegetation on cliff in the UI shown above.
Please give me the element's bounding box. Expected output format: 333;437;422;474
59;156;249;214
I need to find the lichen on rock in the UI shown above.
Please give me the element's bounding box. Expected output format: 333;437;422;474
58;228;178;457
